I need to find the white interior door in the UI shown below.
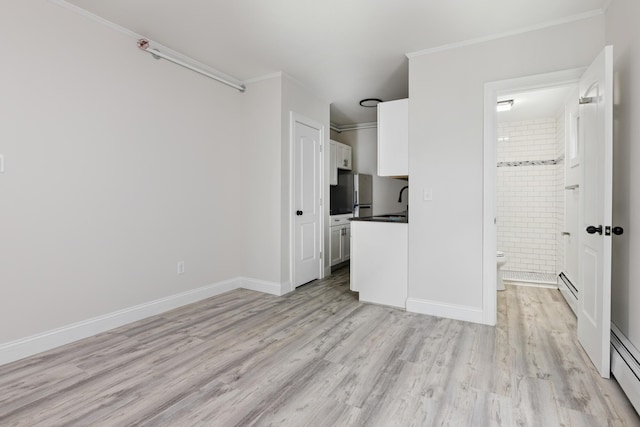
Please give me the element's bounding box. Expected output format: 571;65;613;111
293;116;322;287
578;45;613;378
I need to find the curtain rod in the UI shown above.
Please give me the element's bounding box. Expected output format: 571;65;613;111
137;39;246;93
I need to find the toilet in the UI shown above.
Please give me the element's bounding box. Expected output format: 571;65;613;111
496;251;507;291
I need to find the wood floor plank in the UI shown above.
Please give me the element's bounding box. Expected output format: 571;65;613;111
0;269;638;426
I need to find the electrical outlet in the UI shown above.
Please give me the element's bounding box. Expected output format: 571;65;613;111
177;261;185;275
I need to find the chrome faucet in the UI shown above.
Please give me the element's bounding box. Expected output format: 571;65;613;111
398;186;408;203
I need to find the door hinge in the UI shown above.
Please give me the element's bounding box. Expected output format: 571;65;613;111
579;96;594;104
319;198;322;206
319;251;322;259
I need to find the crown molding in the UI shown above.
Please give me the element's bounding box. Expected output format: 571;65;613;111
330;122;377;133
406;9;604;58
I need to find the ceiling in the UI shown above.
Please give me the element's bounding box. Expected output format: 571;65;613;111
63;0;607;126
498;85;577;123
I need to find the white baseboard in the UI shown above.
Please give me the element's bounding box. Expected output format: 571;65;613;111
0;276;284;366
611;323;640;414
406;298;485;324
238;277;286;296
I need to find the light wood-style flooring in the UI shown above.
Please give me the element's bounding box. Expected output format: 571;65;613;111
1;268;638;426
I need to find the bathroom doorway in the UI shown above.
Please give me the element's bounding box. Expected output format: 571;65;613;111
484;49;615;378
495;84;577;288
481;68;584;325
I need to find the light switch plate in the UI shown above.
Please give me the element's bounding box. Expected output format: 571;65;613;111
424;189;433;201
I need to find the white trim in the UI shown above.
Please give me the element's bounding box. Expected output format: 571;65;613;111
238;277;285;296
330;122;378;133
49;0;245;89
49;0;140;39
0;277;287;366
406;298;484;324
324;266;332;278
483;68;585;328
280;281;294;296
0;277;253;366
243;72;283;85
483;82;498;326
406;9;604;58
611;323;640;413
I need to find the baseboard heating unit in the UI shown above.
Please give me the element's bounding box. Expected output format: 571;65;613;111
558;272;578;315
611;323;640;414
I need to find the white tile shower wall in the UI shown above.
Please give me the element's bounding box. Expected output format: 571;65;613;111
497;118;560;275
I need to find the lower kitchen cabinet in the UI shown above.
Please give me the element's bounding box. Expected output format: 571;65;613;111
330;217;351;266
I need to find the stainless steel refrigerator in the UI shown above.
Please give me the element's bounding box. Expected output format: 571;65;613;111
353;174;373;217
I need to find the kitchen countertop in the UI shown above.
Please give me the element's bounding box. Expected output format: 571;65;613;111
350;212;408;223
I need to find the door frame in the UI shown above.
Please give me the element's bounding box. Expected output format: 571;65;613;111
289;111;325;291
482;68;585;325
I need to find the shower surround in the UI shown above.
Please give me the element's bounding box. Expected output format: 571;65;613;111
497;116;564;283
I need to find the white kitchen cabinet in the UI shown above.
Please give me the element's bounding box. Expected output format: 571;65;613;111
377;99;408;177
329;140;338;186
330;215;351;266
330;140;352;186
330;226;343;265
342;225;350;261
350;220;407;308
337;143;352;170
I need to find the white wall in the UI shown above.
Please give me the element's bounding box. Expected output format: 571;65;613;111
241;73;329;287
606;0;640;347
0;1;329;348
281;75;331;282
408;16;604;318
330;128;408;215
0;1;246;343
241;77;283;284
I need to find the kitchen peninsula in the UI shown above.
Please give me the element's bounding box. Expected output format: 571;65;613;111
350;213;408;309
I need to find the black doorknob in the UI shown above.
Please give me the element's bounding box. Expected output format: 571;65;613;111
296;210;303;216
613;226;624;235
586;225;603;235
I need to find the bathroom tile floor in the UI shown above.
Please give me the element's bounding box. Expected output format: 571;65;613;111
503;270;558;285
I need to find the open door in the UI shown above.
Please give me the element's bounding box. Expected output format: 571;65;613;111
578;45;614;378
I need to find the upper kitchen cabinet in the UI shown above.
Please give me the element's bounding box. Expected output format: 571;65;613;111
336;142;352;170
377;99;408;177
330;140;352;186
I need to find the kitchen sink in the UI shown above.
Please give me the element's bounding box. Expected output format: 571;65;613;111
375;213;407;220
376;216;405;221
358;215;407;222
352;211;408;223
